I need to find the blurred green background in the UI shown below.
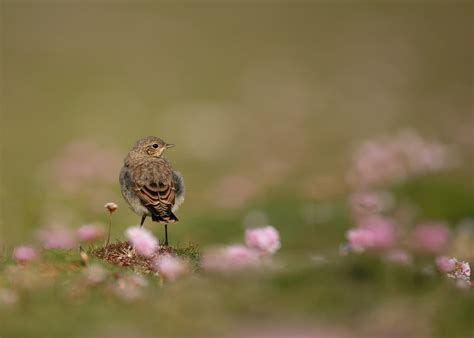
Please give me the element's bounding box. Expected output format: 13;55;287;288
1;2;473;338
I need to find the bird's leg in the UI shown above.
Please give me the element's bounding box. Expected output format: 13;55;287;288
164;223;169;246
140;215;146;227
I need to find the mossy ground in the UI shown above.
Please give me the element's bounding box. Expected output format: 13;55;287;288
89;241;200;273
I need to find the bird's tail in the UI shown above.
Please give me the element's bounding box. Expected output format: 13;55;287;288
151;211;179;224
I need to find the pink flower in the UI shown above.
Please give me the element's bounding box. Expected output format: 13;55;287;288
346;228;374;252
346;130;456;188
459;261;471;277
347;216;396;252
438;257;472;286
77;225;105;242
125;226;158;257
153;255;188;281
37;225;77;249
245;226;281;255
104;202;118;213
435;256;456;273
448;260;471;282
412;223;451;254
12;246;38;264
364;217;396;250
201;245;260;273
359;216;396;249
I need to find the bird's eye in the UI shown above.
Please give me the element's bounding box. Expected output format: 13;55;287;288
152;144;159;148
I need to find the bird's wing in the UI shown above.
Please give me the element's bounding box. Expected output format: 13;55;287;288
132;161;177;222
136;179;176;208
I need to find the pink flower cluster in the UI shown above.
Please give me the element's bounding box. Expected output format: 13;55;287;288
435;256;456;273
346;216;396;253
37;226;77;250
412;223;451;254
201;226;280;273
245;226;281;254
344;130;458;268
201;245;260;273
125;226;159;257
35;223;107;251
153;255;189;281
436;256;471;287
77;225;105;242
346;211;453;263
12;246;38;264
347;130;457;188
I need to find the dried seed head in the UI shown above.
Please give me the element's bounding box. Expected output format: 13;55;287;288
104;202;118;213
80;251;90;266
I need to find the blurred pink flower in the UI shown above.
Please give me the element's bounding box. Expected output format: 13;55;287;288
104;202;118;213
447;259;471;283
436;257;472;287
435;256;456;273
412;223;451;254
347;216;396;252
201;245;260;273
349;190;393;218
397;130;456;174
111;274;148;301
153;255;188;281
12;246;38;264
359;216;396;249
347;140;407;188
77;225;105;242
37;225;77;249
45;141;122;193
83;264;107;285
346;228;374;252
245;226;281;255
347;130;457;188
125;226;158;257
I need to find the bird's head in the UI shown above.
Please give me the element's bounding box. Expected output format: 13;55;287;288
132;136;175;158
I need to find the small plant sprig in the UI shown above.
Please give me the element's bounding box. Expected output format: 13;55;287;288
104;202;118;247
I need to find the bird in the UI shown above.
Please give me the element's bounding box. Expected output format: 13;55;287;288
119;136;185;246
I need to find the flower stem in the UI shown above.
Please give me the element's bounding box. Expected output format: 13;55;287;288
106;213;112;247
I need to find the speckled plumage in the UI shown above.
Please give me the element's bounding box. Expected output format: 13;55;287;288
119;136;185;243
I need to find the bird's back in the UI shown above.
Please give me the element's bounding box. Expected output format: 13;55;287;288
124;156;179;223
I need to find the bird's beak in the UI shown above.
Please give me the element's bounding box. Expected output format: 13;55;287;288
165;143;175;149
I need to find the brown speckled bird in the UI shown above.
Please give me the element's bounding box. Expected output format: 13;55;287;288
119;136;185;246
